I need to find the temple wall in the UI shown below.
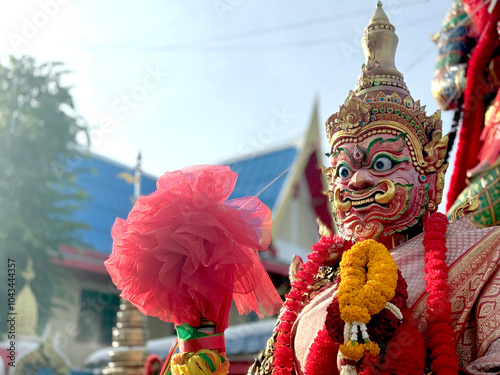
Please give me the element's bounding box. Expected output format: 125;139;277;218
274;176;319;265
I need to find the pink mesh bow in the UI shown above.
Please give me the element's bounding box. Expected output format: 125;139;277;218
105;165;282;332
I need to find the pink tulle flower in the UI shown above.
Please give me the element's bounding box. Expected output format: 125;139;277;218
105;165;282;332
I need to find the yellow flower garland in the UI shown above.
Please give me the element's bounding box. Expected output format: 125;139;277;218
338;239;398;324
340;341;380;362
337;239;398;363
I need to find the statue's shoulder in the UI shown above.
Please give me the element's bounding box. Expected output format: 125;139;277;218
247;261;338;375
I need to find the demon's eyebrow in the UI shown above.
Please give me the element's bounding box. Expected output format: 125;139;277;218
366;132;407;157
331;147;354;165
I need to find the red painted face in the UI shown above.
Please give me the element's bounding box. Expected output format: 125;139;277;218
329;132;430;242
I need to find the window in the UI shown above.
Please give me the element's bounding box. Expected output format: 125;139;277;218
76;289;120;344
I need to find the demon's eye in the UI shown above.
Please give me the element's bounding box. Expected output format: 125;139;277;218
337;165;351;179
373;156;393;171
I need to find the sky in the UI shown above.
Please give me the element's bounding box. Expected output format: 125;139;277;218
0;0;456;203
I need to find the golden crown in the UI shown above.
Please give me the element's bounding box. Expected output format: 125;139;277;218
325;1;449;206
326;2;444;149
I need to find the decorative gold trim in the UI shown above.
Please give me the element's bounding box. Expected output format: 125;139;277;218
374;179;395;204
435;163;448;206
317;218;333;237
334;187;352;212
412;226;500;367
247;327;278;375
449;196;480;223
310;266;338;297
289;255;303;283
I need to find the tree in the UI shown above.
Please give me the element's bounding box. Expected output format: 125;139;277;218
0;55;90;334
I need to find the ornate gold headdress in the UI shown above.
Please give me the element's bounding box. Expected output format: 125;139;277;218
325;1;448;206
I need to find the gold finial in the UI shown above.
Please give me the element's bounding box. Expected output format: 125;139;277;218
356;1;408;98
22;257;36;283
370;1;390;24
17;258;39;338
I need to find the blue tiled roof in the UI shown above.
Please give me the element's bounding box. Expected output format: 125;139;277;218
71;155;157;254
227;147;298;211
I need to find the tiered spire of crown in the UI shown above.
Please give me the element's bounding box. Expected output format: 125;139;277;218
325;1;443;151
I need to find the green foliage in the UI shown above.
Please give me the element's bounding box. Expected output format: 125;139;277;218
0;55;90;335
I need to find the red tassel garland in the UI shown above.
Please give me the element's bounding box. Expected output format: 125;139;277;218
272;235;346;375
423;213;459;374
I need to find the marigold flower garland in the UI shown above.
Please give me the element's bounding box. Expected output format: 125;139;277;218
335;240;399;374
423;212;459;375
312;253;424;374
273;214;458;375
338;240;398;325
272;235;345;375
316;214;458;374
